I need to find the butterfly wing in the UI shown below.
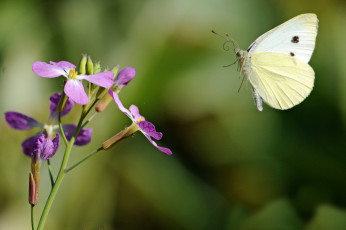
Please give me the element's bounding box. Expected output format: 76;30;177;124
246;52;314;110
247;13;318;63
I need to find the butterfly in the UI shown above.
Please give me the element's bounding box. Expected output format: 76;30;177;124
213;13;319;111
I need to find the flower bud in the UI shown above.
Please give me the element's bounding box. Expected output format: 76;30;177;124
78;54;88;75
111;65;120;80
95;93;113;112
102;123;139;150
95;66;121;112
94;62;101;74
29;154;41;205
86;62;102;98
57;88;69;112
86;56;94;75
29;171;40;205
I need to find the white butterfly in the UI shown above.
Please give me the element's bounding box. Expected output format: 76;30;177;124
215;13;318;111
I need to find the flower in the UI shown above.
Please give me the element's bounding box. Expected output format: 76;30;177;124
104;90;172;155
32;61;114;105
5;93;92;157
114;67;136;91
28;133;59;205
32;134;60;161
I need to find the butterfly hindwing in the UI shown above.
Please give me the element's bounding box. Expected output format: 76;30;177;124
246;52;315;110
247;14;318;63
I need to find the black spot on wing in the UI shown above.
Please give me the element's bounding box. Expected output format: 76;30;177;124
290;52;295;56
291;36;299;43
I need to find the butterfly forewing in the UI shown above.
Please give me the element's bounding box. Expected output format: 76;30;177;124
248;14;318;63
247;52;315;110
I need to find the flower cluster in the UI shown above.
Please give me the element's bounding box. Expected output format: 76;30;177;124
5;93;92;158
32;61;114;105
4;55;172;209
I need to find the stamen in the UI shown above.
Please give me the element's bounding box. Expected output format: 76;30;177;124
136;116;144;123
68;69;78;80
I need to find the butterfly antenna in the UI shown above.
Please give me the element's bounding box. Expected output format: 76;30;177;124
224;33;240;50
212;30;240;67
211;30;239;51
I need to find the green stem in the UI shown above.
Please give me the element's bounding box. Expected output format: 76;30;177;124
46;159;55;187
58;112;68;146
65;147;104;173
36;114;84;230
81;111;98;129
83;99;99;119
31;205;35;230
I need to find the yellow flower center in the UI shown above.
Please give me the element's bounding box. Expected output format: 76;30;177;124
136;116;144;123
68;69;78;80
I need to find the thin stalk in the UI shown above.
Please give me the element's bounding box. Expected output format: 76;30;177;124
36;113;84;230
31;205;35;230
81;111;98;129
83;99;99;119
65;147;104;173
46;159;55;187
58;112;68;146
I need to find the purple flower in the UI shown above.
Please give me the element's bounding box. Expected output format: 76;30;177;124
5;93;92;157
95;67;136;113
32;134;59;160
114;67;136;90
19;124;92;156
108;90;172;155
49;93;74;118
32;61;114;105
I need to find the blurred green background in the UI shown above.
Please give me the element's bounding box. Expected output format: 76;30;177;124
1;0;346;229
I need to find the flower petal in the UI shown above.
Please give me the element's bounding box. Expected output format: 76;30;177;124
32;134;59;160
32;61;68;78
129;105;141;121
22;135;39;157
5;111;42;130
49;93;74;117
49;134;60;159
62;124;92;146
31;134;45;159
137;121;162;140
108;90;133;120
64;79;89;105
115;67;136;88
78;71;114;88
61;124;74;142
51;61;76;69
75;128;92;146
142;132;172;155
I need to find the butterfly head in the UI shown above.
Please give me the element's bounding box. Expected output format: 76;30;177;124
235;48;243;59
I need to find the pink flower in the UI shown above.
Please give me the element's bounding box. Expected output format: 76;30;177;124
32;61;114;105
108;90;172;155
